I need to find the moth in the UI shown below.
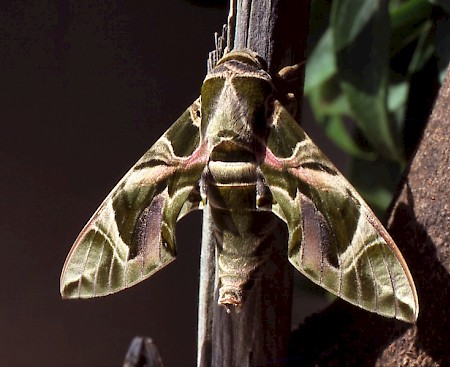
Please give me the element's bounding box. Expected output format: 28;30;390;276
61;50;418;323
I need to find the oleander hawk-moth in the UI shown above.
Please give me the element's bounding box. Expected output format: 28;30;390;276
61;50;418;323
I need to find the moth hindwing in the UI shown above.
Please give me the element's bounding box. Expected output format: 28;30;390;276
61;50;418;323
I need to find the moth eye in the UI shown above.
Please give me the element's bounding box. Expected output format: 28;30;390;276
284;93;297;117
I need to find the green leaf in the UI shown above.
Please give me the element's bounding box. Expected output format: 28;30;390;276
389;0;432;60
348;156;403;215
331;0;402;161
390;0;432;35
307;75;350;117
407;20;434;75
321;115;377;160
387;81;409;134
388;81;409;113
305;29;336;93
308;85;376;160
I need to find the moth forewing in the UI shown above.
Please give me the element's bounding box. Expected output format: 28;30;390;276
60;103;207;299
261;101;418;322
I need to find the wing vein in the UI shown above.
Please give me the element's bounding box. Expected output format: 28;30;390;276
350;225;362;308
380;245;398;318
78;235;94;298
93;241;105;297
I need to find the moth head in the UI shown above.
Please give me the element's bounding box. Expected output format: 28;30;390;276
216;50;268;71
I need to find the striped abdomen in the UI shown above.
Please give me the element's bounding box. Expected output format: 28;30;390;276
205;147;276;311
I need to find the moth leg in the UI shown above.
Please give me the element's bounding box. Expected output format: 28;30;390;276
273;62;306;118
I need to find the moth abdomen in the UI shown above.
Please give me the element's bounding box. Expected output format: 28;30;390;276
208;161;257;185
205;157;278;311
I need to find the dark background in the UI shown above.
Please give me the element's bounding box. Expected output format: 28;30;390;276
0;1;336;366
